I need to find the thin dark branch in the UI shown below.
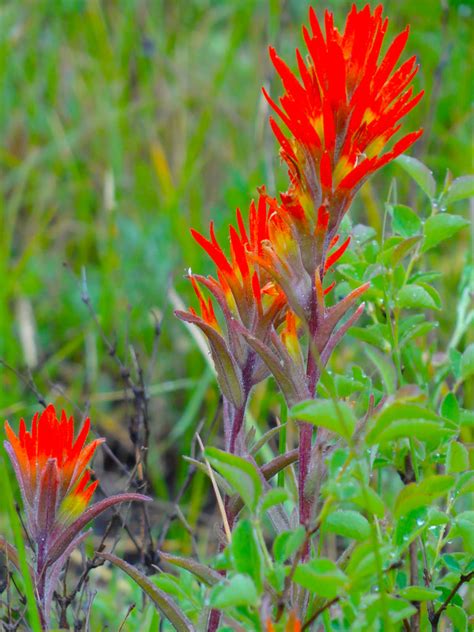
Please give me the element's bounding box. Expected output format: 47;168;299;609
302;597;340;631
0;360;47;409
429;571;474;630
118;603;136;632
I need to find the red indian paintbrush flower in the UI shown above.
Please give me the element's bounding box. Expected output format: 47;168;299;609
176;194;287;450
5;405;103;534
4;405;150;626
264;3;423;251
238;192;369;406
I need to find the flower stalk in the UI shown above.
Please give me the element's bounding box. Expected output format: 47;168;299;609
4;405;150;628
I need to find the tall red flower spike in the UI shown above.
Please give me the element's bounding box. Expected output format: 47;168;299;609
4;405;150;626
264;3;423;259
176;194;287;452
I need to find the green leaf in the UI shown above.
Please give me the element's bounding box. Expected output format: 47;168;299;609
450;348;463;380
154;574;194;603
374;419;450;444
442;175;474;206
364;347;397;394
352;486;385;518
273;527;306;564
460;409;474;428
395;155;436;199
183;456;233;496
231;520;263;591
366;403;452;445
210;574;259;608
422;214;470;252
394;507;428;547
290;399;356;441
442;554;462;573
420;475;456;495
266;565;287;593
446;441;469;474
445;604;468;632
391;204;422;237
260;488;289;514
454;471;474;498
98;553;195;632
398;284;440;310
345;542;392;587
428;508;450;527
460;343;474;381
293;558;347;598
349;324;390;351
324;509;371;541
205;447;262;512
416;282;442;309
366;596;417;624
250;424;286;456
395;476;455;518
441;393;460;423
399;586;441;601
379;236;421;266
453;511;474;553
399;321;436;345
158;551;221;586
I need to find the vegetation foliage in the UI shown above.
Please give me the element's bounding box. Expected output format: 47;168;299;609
0;1;472;631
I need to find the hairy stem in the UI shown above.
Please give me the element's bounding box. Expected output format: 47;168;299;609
298;285;319;550
228;405;246;455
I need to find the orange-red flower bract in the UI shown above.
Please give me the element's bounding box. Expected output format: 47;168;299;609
4;405;150;625
176;193;287;411
266;612;302;632
265;3;423;244
4;404;103;534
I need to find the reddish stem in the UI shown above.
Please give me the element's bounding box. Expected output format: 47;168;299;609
228;405;245;455
298;282;320;557
298;422;313;527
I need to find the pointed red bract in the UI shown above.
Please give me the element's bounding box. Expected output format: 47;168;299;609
266;3;423;239
4;404;104;532
176;194;292;414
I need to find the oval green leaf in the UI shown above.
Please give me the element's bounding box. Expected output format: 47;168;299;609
324;509;371;541
290;399;356;441
205;447;263;512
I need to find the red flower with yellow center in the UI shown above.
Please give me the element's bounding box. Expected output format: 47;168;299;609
176;193;287;414
265;4;423;242
5;404;103;533
4;405;150;626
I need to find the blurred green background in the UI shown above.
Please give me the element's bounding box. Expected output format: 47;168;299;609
0;0;472;542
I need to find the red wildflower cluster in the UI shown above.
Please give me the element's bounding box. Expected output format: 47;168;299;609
176;193;286;412
5;405;103;533
265;3;423;244
4;405;149;625
179;4;423;438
